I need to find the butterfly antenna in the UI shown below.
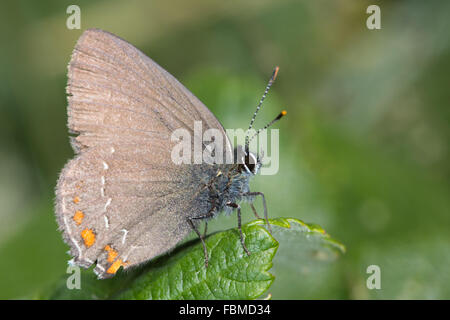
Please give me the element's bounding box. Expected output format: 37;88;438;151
248;110;287;144
245;66;279;151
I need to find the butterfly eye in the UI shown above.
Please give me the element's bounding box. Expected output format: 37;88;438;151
244;152;258;174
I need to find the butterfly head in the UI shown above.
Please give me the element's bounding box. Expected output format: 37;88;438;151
240;66;286;177
234;146;261;176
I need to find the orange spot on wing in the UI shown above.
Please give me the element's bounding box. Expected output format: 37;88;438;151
106;259;124;275
73;210;84;225
81;228;95;247
73;196;80;204
104;245;119;263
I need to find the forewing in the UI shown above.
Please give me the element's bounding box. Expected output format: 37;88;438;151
66;28;232;153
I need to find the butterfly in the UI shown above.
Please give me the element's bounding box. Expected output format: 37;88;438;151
55;29;285;279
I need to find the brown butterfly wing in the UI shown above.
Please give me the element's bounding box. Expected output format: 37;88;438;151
56;28;231;278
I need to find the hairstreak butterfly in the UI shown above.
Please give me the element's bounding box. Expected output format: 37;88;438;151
55;28;285;279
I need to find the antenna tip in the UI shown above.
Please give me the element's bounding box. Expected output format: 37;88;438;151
275;110;287;120
273;66;280;80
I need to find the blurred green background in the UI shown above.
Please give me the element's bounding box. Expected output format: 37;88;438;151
0;0;449;299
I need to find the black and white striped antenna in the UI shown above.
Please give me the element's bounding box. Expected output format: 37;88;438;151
245;66;279;151
247;110;287;145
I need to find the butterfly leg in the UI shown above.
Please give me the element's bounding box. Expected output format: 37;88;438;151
203;221;208;238
244;191;272;234
188;201;216;267
227;202;251;256
187;218;210;268
250;203;261;219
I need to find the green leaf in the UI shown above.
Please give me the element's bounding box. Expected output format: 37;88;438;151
257;218;346;300
117;221;277;300
254;217;346;259
40;217;344;300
